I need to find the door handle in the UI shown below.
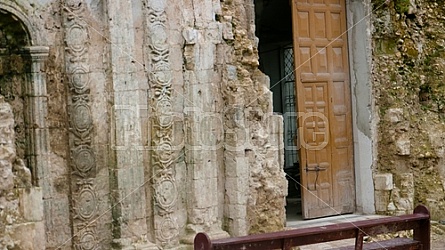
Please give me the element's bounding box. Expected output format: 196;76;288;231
305;164;327;172
305;164;327;191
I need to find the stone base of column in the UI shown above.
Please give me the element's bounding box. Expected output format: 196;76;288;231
180;225;230;245
113;238;159;250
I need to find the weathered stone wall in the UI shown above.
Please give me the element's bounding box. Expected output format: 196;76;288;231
0;96;44;249
0;53;26;160
1;0;287;249
221;0;287;234
372;0;445;220
218;0;287;235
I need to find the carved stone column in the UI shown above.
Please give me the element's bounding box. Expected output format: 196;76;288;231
180;0;229;243
106;0;157;249
63;2;101;249
144;0;181;248
20;46;50;187
110;112;159;249
19;46;51;249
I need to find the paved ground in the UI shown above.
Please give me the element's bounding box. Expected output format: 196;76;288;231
432;239;445;250
286;214;385;250
285;210;445;249
431;222;445;250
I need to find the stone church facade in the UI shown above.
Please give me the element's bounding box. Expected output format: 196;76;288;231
1;0;445;249
0;0;286;249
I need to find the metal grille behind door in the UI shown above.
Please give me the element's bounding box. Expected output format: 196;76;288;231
282;47;299;172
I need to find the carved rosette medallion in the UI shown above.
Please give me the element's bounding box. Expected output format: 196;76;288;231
63;1;98;248
156;99;173;127
150;63;172;85
74;223;98;250
69;66;90;94
156;215;179;244
72;145;96;176
154;176;177;210
71;102;93;132
73;179;98;220
66;23;90;56
146;0;179;246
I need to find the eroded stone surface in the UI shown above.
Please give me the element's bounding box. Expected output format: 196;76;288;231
373;0;445;220
0;96;44;250
0;0;286;248
6;0;445;249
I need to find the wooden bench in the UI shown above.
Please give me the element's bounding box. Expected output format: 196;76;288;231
194;205;430;250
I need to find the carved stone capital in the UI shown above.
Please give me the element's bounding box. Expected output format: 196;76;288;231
21;46;50;62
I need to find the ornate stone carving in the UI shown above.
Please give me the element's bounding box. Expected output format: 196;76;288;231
63;0;98;247
156;215;179;244
154;176;177;210
66;24;90;55
71;101;93;132
155;99;173;127
150;63;172;85
74;222;98;250
69;66;90;94
71;146;96;176
73;179;98;220
146;0;178;247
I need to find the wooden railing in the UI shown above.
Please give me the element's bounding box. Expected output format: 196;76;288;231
194;205;430;250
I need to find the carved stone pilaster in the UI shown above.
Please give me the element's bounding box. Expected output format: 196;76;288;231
62;1;99;249
145;0;179;247
20;46;50;187
179;0;229;243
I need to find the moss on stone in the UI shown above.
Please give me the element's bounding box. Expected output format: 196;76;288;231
376;38;398;55
395;0;411;14
374;0;445;219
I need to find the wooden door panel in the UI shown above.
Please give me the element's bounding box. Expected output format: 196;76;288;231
314;12;327;38
297;12;310;38
315;47;328;73
332;81;349;148
332;47;345;73
292;0;354;219
301;82;329;150
334;169;354;211
330;13;342;38
298;47;312;74
299;81;333;218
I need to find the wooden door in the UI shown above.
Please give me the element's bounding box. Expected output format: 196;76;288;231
291;0;355;219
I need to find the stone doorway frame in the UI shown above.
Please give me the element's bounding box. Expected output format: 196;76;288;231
0;2;50;187
345;0;375;215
